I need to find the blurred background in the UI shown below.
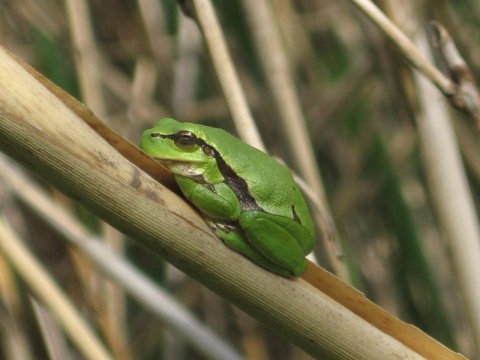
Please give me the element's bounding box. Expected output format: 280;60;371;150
0;0;479;359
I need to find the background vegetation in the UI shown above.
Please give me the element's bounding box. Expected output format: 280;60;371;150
0;0;479;359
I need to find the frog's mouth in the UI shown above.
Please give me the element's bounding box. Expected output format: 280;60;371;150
153;158;204;177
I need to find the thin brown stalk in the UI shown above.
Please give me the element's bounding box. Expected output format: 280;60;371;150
187;0;266;150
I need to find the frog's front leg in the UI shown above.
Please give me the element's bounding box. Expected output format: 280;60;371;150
238;211;313;277
174;175;241;220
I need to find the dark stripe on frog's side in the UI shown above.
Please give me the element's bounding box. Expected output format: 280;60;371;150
210;147;264;212
213;148;304;226
291;206;300;223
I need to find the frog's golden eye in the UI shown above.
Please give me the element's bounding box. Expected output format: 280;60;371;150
174;130;197;150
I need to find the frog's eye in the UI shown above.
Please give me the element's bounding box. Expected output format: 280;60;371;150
174;130;197;150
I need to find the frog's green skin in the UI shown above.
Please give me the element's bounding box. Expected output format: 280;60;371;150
139;118;315;277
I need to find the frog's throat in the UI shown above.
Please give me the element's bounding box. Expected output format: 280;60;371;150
154;158;205;177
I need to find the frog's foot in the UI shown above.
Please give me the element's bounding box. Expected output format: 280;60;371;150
215;227;295;277
206;219;236;233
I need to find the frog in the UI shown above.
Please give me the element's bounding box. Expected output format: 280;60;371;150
139;118;315;277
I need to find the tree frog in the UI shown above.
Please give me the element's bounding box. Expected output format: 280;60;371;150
139;118;315;277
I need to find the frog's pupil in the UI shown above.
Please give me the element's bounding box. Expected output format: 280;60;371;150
175;131;196;149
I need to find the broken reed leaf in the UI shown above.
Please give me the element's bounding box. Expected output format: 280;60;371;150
430;21;480;130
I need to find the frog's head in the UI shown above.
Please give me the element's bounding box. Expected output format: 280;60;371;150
139;118;220;178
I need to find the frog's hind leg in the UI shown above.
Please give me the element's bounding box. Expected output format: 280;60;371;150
215;228;293;277
239;211;308;277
